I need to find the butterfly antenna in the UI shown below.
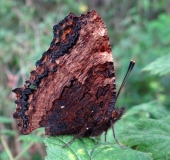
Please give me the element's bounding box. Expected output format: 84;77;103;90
116;60;135;101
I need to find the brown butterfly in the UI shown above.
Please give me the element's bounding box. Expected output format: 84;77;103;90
13;10;135;147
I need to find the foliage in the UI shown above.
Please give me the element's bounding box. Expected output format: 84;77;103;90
0;0;170;159
45;136;152;160
142;54;170;76
120;116;170;160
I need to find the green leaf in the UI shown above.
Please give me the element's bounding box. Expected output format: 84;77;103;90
18;134;43;143
142;54;170;76
45;136;152;160
91;144;152;160
120;116;170;159
44;136;95;160
0;129;15;136
125;101;169;119
0;116;13;123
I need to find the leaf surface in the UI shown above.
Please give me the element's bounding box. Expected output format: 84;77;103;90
142;54;170;76
45;136;152;160
120;116;170;159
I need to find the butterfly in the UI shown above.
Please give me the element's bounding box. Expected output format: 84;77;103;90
13;10;135;147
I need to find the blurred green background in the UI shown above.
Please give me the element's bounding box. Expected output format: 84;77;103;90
0;0;170;159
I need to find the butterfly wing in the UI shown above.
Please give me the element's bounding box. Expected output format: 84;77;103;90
13;10;117;136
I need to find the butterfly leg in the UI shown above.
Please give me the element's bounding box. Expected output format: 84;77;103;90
62;135;79;148
62;127;88;148
110;120;124;148
104;130;107;142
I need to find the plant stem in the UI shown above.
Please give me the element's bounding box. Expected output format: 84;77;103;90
14;142;34;160
0;135;14;160
13;131;44;160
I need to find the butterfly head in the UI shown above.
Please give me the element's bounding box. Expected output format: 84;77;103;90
111;107;125;123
